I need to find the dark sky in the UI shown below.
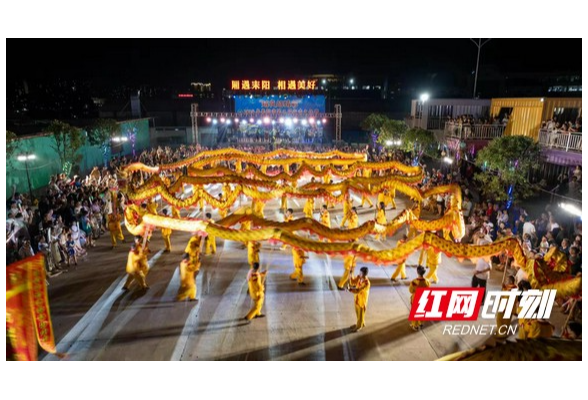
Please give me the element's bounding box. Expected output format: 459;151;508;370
8;39;581;88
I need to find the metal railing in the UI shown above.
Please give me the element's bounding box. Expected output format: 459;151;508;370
444;122;505;140
538;129;582;152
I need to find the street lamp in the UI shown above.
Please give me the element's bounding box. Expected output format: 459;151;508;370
470;38;492;99
420;93;430;129
111;136;129;157
17;153;36;200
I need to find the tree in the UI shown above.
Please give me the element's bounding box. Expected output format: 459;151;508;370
474;136;542;202
87;119;120;166
47;120;85;175
87;119;119;146
6;130;18;163
401;127;438;163
360;113;389;135
377;119;408;144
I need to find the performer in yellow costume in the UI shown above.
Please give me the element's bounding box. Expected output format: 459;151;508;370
171;205;181;219
348;266;371;332
391;234;408;281
252;199;265;218
281;208;294;250
323;168;332;184
245;262;267;321
408;202;421;239
346;207;359;230
177;252;201;302
204;212;217;255
320;205;331;228
340;194;354;227
360;170;374;208
107;212;125;249
387;188;397;210
425;246;441;284
218;193;228;219
375;202;387;241
196;186;205;211
185;235;202;262
290;247;308;284
303;197;315;218
160;209;172;253
409;266;430;331
123;244;148;291
247;241;261;267
338;254;356;290
377;189;389;209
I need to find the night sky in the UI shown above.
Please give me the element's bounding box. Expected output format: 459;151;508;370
8;39;581;88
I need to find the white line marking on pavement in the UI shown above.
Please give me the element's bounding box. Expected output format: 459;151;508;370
44;250;163;361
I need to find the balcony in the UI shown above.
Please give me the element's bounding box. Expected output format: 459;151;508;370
444;122;505;140
538;129;582;152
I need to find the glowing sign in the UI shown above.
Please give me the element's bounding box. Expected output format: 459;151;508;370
230;79;318;91
234;95;325;117
177;93;194;98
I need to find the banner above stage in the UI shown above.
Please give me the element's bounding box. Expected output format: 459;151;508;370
231;79;318;92
234;95;326;117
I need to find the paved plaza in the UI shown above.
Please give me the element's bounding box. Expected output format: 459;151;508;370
42;184;567;361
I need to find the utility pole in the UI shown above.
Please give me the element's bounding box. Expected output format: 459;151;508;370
470;39;491;98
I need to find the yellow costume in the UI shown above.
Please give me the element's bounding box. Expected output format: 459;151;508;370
281;213;294;250
303;198;314;218
377;192;386;207
338;254;356;289
518;319;555;340
107;214;124;247
290;248;307;283
247;241;261;267
391;240;407;280
218;194;228;219
360;193;373;207
253;199;265;218
375;208;387;241
123;248;148;290
340;198;353;227
177;257;201;301
172;206;181;219
205;232;217;255
347;213;359;230
281;194;288;211
349;274;370;330
387;188;397;209
196;187;205;210
161;226;172;252
185;236;202;262
409;277;430;330
245;269;267;320
235;161;242;173
425;248;441;283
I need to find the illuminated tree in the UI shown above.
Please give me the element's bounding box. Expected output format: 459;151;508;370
47;120;85;175
401;127;438;163
474;136;542;202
